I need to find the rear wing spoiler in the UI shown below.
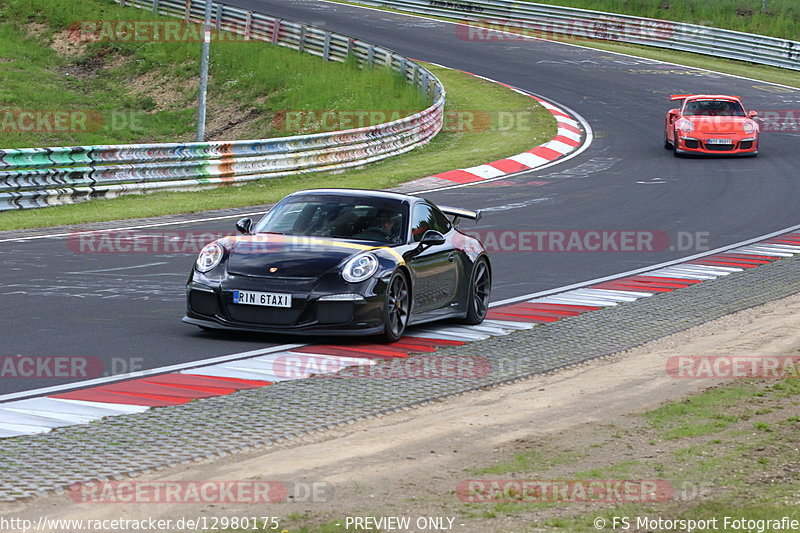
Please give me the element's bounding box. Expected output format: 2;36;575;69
671;94;741;101
439;205;482;225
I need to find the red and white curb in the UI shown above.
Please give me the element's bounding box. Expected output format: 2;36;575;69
432;93;583;185
394;66;590;193
1;231;799;439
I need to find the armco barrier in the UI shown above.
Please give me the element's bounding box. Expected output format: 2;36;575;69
351;0;800;71
0;0;444;210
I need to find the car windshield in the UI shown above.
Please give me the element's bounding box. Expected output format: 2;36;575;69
683;99;745;117
253;195;408;245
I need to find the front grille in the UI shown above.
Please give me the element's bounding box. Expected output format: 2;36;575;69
227;271;317;285
226;304;302;325
740;140;753;150
704;143;734;151
684;139;699;149
190;291;218;316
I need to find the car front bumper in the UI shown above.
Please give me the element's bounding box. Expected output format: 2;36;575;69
184;275;388;335
675;136;758;155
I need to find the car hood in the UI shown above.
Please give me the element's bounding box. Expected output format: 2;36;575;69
685;116;751;134
224;235;377;278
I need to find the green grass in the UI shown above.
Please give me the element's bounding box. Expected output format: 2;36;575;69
642;383;754;439
0;0;427;148
0;63;554;230
471;448;584;475
527;0;800;40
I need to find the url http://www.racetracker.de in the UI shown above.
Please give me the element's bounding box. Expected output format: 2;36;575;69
0;515;284;532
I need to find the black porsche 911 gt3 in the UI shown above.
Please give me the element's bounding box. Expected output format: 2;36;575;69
183;189;491;342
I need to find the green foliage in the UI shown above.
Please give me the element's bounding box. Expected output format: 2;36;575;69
0;0;427;148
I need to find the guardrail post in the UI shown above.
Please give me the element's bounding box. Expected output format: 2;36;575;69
245;11;252;39
386;51;393;68
215;3;223;31
399;57;407;80
271;19;281;44
323;33;331;61
367;45;375;68
346;38;354;61
298;26;306;53
196;0;213;142
151;0;159;16
184;0;191;22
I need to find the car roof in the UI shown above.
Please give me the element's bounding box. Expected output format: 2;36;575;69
285;188;422;204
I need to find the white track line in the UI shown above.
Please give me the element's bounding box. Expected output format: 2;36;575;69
490;222;800;307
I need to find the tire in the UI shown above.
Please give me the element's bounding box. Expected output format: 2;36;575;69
459;258;491;325
664;130;672;149
379;271;410;343
672;131;681;158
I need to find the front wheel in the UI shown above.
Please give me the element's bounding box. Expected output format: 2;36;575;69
379;271;410;342
459;258;491;325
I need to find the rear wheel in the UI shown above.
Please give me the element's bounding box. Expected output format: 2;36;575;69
459;258;491;325
380;271;410;342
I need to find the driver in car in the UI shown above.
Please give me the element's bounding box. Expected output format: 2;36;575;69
354;209;400;242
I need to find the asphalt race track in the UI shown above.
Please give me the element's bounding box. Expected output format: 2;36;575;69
1;0;798;396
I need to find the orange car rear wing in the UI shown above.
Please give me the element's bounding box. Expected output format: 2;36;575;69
671;94;741;101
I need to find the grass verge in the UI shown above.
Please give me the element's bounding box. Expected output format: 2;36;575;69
0;0;426;148
468;378;800;531
523;0;800;41
0;63;555;231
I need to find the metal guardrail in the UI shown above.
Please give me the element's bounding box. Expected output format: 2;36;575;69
353;0;800;71
0;0;445;210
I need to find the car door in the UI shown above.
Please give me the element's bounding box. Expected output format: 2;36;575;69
407;202;460;315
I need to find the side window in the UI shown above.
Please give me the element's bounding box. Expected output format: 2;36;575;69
411;204;434;243
410;203;451;242
431;207;452;234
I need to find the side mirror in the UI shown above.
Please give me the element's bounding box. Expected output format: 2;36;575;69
235;217;253;235
667;109;679;120
748;110;758;118
420;230;445;247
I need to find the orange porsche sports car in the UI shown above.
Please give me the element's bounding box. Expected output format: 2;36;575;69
664;94;759;156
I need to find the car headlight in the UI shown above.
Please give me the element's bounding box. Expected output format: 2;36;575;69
196;242;224;273
676;118;694;133
342;253;379;283
743;120;757;134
